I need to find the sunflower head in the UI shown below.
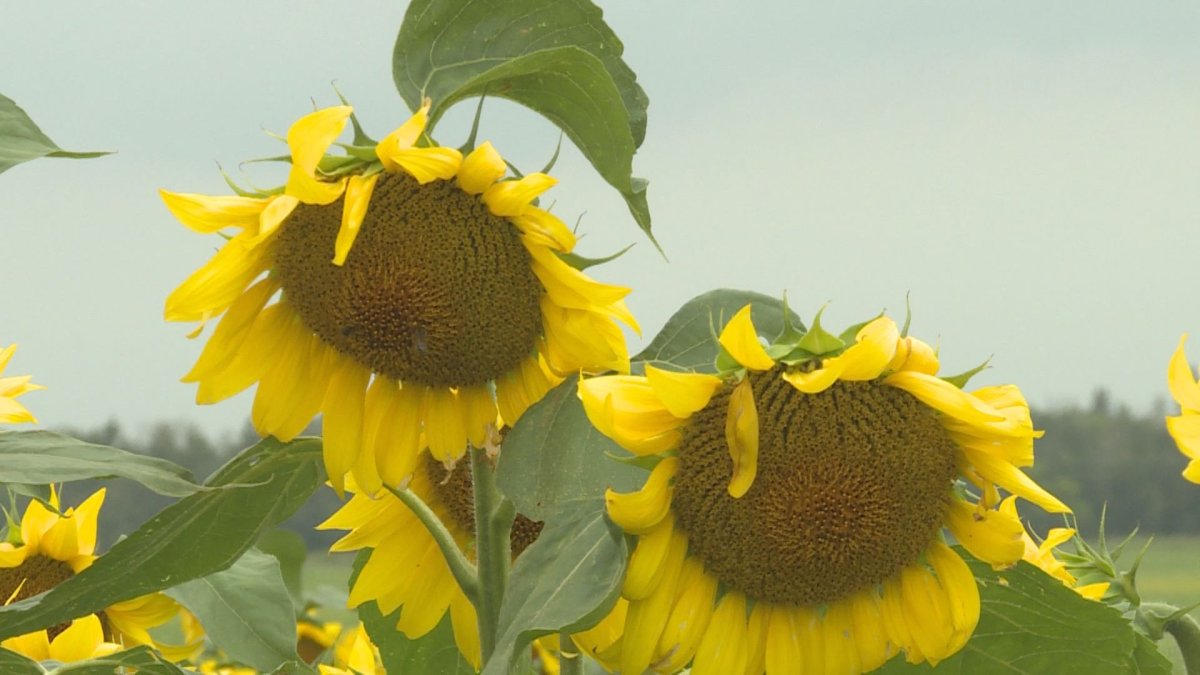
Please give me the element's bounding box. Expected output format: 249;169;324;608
0;344;43;424
163;99;637;494
577;301;1069;673
1166;334;1200;483
0;488;197;661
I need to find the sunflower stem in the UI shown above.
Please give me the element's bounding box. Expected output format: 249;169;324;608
1165;613;1200;674
385;484;480;603
472;446;512;665
559;633;583;675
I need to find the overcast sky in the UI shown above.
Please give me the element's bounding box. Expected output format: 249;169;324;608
3;1;1198;438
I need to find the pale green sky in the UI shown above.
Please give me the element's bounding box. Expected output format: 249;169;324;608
3;1;1199;435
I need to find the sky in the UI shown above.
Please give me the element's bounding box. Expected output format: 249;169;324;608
2;1;1199;438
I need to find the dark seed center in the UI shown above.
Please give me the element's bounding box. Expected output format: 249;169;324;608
0;554;78;638
424;454;544;558
274;171;545;388
670;371;958;605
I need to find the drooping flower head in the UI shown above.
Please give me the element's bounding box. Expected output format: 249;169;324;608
578;303;1068;674
163;101;637;494
0;487;198;662
1166;335;1200;483
0;344;42;424
319;455;622;671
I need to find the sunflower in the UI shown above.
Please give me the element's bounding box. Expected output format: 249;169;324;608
0;344;42;424
577;304;1069;674
1166;335;1200;483
163;101;637;494
0;487;198;661
319;453;621;671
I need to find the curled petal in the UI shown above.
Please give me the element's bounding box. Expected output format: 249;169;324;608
286;106;352;205
1169;335;1200;412
376;99;432;170
725;377;759;498
457;141;506;195
644;365;722;419
606;457;678;534
482;173;557;217
333;173;380;265
718;305;775;371
885;370;1004;426
159;191;268;233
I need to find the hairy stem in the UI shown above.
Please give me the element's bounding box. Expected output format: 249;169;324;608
385;484;479;603
1166;613;1200;675
472;447;512;664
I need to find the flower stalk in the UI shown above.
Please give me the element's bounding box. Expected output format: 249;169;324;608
1166;613;1200;675
385;484;480;603
559;633;583;675
472;446;513;664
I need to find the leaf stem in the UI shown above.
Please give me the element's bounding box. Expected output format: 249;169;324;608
472;446;512;665
559;633;583;675
1166;613;1200;675
385;484;480;603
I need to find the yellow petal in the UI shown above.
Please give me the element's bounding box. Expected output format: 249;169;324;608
765;606;802;675
887;336;940;375
49;614;107;663
653;557;718;673
927;541;980;655
850;589;892;672
691;592;748;675
449;591;482;670
69;489;105;557
395;546;456;638
880;576;923;664
1169;335;1200;412
606;457;678;534
321;356;371;495
3;629;51;661
333;173;380;265
644;365;722;419
376;99;431;171
482;173;557;217
425;387;468;463
1168;413;1200;460
622;513;676;600
258;194;300;239
618;528;688;675
459;384;497;450
182;277;279;382
375;383;426;487
742;601;771;675
456;141;506;195
899;564;955;665
884;370;1005;425
945;496;1024;568
578;375;685;456
164;231;272;322
959;446;1070;513
526;243;633;314
496;355;557;427
391;146;463;184
718;305;775;371
512;207;577;252
1076;582;1110;601
159;190;268;233
834;316;900;381
780;363;843;394
1184;458;1200;484
821;600;861;675
286;106;352;205
794;606;826;673
725;378;759;498
541;301;631;376
194;302;289;404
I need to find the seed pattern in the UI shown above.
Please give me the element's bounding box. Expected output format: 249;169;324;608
0;554;78;638
275;172;545;388
671;370;958;605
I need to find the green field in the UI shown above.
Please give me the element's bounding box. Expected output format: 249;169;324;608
298;539;1200;673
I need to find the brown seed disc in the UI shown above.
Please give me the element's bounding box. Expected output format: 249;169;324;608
424;454;544;559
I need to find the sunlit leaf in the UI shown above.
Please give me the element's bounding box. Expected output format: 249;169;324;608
0;93;110;174
0;431;199;497
166;549;303;673
0;438;323;641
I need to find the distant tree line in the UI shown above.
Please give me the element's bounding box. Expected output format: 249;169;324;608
48;387;1200;551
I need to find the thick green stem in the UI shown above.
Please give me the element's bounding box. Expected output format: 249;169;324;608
386;485;479;603
1166;613;1200;675
559;633;583;675
472;447;512;665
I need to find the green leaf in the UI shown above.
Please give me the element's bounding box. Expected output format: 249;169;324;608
0;431;199;497
795;305;844;356
393;0;653;246
0;647;42;675
497;376;644;521
0;437;323;641
634;289;806;373
1131;634;1172;675
393;0;647;146
353;552;476;675
0;93;110;175
558;243;634;271
166;549;303;673
257;528;308;605
877;557;1166;674
48;646;188;675
482;500;627;675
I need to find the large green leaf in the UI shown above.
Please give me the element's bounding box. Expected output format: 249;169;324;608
393;0;654;245
482;500;627;675
166;549;304;673
496;375;644;521
0;93;109;175
0;431;199;497
634;289;805;372
257;528;309;606
0;438;323;640
0;647;42;675
877;557;1167;674
353;552;476;675
48;646;188;675
1131;634;1172;675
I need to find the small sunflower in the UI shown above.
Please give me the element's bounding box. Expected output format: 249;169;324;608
577;304;1068;674
0;344;42;424
1166;335;1200;483
163;101;637;494
319;454;621;671
1020;524;1109;601
0;487;197;661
